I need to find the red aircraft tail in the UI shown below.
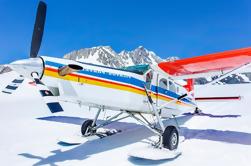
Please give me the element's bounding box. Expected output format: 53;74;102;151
184;79;194;93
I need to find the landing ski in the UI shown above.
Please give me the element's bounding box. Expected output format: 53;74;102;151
128;136;185;160
128;146;182;160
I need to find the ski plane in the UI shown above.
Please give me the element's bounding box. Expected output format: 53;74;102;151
2;1;251;159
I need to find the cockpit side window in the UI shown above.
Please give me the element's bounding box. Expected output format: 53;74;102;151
169;81;176;93
159;78;167;90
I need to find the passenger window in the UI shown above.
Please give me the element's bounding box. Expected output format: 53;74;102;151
159;78;167;89
169;81;176;93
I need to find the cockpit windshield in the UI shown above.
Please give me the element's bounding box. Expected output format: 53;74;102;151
120;64;150;75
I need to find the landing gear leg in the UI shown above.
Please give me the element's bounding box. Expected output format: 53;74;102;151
81;108;130;137
127;113;182;160
194;107;202;114
142;85;180;150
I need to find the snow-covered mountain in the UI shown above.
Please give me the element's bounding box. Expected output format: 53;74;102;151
0;66;11;74
64;46;164;68
195;73;251;85
0;66;4;72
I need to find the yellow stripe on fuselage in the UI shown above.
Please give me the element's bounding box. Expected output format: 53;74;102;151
44;68;145;96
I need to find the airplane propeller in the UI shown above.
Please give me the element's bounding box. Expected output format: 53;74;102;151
30;1;47;58
1;1;63;113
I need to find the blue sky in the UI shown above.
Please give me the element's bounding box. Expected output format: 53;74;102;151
0;0;251;64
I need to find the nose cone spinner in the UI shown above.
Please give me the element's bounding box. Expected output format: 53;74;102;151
9;58;44;79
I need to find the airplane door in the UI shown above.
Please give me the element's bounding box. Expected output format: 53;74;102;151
157;75;177;114
157;76;168;110
145;71;153;90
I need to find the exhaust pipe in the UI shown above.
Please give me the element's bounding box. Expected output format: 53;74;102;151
58;64;83;76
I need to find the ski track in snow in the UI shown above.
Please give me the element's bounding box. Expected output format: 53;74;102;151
0;72;251;166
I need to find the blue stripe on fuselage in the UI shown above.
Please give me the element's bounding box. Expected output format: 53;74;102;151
46;61;145;88
155;86;195;105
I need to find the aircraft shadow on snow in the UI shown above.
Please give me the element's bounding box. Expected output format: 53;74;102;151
18;113;251;166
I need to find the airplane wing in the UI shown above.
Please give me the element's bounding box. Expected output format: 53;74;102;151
158;47;251;79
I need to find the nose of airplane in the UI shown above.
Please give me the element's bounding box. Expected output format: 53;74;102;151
9;58;44;79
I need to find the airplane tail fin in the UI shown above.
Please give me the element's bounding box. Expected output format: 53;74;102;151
183;79;194;93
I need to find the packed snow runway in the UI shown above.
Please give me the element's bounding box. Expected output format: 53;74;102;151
0;72;251;166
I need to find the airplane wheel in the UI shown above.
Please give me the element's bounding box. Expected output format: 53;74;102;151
162;126;179;150
81;120;95;136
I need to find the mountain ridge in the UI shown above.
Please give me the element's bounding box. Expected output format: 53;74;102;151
63;46;175;68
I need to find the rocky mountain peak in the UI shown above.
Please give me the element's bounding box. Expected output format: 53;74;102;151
0;66;12;74
64;46;164;68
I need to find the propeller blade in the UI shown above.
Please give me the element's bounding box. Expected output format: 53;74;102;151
32;73;64;113
30;1;47;58
1;76;24;94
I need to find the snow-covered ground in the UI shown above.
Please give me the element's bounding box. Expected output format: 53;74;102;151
0;72;251;166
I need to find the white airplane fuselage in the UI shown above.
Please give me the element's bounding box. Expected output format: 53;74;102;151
39;56;196;116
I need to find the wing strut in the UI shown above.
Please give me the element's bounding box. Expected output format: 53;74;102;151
143;86;165;133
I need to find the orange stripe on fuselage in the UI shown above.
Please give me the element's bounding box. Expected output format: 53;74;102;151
44;67;145;95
